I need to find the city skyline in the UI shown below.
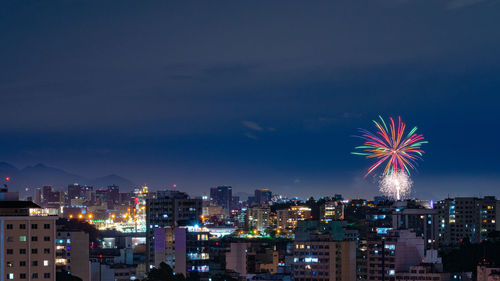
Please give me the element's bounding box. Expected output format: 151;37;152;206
2;1;500;200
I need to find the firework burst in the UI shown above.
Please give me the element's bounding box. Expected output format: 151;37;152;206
352;116;427;200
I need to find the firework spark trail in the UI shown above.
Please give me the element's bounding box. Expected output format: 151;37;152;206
352;116;427;200
351;116;427;178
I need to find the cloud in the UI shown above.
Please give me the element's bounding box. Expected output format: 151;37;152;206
446;0;487;9
244;132;259;140
242;121;264;131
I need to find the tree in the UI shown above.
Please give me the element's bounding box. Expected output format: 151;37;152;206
145;262;185;281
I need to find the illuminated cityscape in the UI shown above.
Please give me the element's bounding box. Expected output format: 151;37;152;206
2;1;500;281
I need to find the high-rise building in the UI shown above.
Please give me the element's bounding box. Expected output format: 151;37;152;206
41;186;63;209
106;185;120;209
293;240;356;281
436;197;498;246
392;202;440;251
366;229;425;281
42;186;53;205
226;242;279;276
153;227;175;268
56;229;90;281
145;190;202;268
248;206;271;232
67;184;82;201
254;189;272;205
33;188;42;206
277;206;311;237
209;186;232;212
320;201;344;222
153;226;211;277
0;201;58;281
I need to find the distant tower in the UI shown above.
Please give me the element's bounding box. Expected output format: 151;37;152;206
33;187;42;205
210;186;232;212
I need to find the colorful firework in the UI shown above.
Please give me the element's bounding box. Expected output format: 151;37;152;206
351;116;428;178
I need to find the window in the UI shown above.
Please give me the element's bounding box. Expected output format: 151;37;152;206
43;260;49;266
31;224;38;229
20;249;26;254
7;273;14;280
44;224;50;229
20;261;26;266
32;261;38;266
6;261;13;267
20;224;26;229
44;236;50;242
6;249;13;254
20;274;26;279
20;236;27;242
6;224;13;229
44;273;50;279
6;236;13;242
44;248;50;254
32;236;38;242
32;273;38;279
32;249;38;254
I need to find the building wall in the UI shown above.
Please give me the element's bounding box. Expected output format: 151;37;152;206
56;231;90;281
477;265;500;281
153;227;175;268
226;243;249;276
277;206;311;236
367;230;425;281
293;240;356;281
1;217;56;281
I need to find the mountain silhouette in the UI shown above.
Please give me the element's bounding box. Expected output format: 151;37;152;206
0;162;136;193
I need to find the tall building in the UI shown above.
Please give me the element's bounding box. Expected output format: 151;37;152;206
67;184;93;206
0;201;58;281
436;197;498;246
392;202;440;251
366;229;425;281
41;187;63;209
254;189;272;206
210;186;232;212
173;226;211;277
153;226;211;277
226;242;279;277
293;240;356;281
277;206;311;237
106;185;120;209
146;190;202;267
42;186;53;205
33;188;42;206
248;206;271;232
55;229;90;281
67;184;82;202
320;201;344;222
153;227;175;268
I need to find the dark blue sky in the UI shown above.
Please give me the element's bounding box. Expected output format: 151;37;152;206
1;0;500;199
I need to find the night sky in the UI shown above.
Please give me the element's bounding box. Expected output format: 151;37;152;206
1;0;500;200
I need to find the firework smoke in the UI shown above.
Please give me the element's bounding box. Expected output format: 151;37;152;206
379;172;412;200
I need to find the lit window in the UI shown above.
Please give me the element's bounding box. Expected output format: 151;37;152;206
44;260;49;266
8;273;14;279
20;236;27;242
